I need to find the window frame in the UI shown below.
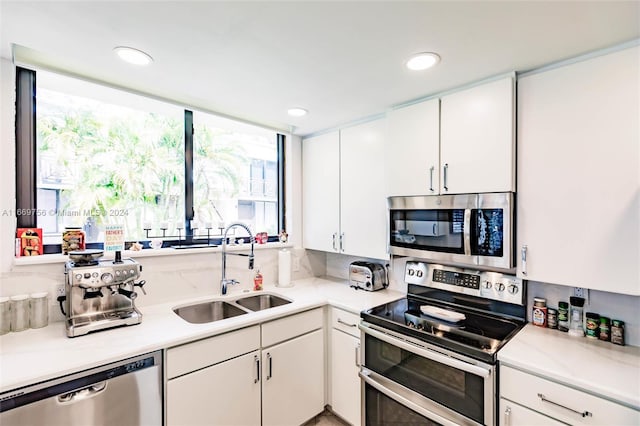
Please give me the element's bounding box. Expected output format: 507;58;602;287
15;66;286;253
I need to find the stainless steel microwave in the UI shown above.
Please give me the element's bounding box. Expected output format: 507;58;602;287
388;193;514;271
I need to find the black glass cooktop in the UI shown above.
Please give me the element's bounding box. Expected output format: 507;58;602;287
361;297;525;364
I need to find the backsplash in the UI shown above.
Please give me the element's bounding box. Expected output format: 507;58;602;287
0;247;326;324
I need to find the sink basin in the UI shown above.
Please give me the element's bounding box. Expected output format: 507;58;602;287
235;294;291;311
174;301;248;324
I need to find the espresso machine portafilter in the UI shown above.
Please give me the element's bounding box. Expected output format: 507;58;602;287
60;250;146;337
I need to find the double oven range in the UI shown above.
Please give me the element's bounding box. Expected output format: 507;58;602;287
360;261;526;425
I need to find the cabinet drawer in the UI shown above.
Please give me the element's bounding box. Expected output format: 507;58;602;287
167;325;260;379
499;398;566;426
331;307;360;337
262;308;323;347
500;365;640;425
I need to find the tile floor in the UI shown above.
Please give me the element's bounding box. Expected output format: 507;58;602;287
302;408;350;426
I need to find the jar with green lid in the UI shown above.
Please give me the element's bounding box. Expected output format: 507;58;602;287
599;317;610;341
585;312;599;339
558;301;569;332
611;320;625;345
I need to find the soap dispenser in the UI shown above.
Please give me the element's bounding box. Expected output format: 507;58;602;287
253;268;263;291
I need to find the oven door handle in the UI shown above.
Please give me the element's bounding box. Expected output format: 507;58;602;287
361;324;491;378
360;369;478;426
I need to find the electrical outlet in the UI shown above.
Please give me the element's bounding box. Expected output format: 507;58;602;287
56;285;65;297
292;256;300;272
574;287;585;297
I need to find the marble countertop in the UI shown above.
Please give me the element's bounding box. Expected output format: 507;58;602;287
498;323;640;409
0;277;403;393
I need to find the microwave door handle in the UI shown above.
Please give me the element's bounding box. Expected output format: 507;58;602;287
463;208;472;256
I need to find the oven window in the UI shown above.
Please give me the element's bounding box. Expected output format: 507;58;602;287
471;208;504;257
365;334;485;423
390;209;465;253
365;384;441;426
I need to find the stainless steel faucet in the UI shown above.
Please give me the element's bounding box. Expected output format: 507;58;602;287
221;222;255;295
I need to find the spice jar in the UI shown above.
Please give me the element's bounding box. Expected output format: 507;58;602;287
585;312;600;339
547;308;558;329
558;301;569;332
599;317;610;341
532;297;547;327
568;296;585;337
611;320;625;346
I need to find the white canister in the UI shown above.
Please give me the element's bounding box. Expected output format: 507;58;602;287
10;294;29;332
277;248;293;288
29;292;49;329
0;297;10;335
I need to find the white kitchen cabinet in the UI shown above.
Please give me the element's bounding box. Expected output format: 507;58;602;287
303;119;388;260
386;98;440;196
516;46;639;295
440;76;515;194
302;131;340;253
329;308;361;426
262;329;325;426
167;350;261;426
500;365;640;425
499;398;566;426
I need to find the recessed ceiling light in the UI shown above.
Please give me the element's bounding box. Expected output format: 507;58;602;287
114;46;153;66
406;52;440;71
287;108;308;117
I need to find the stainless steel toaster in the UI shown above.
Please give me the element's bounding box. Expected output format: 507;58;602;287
349;261;388;291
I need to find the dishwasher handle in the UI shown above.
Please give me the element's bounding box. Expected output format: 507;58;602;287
58;381;107;403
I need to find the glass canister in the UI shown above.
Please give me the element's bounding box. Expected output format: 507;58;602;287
0;297;10;335
29;292;49;329
10;294;30;332
568;296;585;337
62;227;86;254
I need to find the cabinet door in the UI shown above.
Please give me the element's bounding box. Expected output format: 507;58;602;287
517;46;639;294
500;398;565;426
386;99;440;196
440;77;515;194
340;119;389;259
167;350;261;426
330;328;361;426
302;131;340;252
262;329;325;426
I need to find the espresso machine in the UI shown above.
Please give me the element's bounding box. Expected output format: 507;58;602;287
61;250;146;337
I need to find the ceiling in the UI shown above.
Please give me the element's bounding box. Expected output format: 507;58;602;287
1;1;639;136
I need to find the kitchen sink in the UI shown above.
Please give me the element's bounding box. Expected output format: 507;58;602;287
173;300;248;324
235;294;292;311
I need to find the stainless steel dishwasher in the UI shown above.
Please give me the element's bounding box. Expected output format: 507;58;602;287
0;351;162;426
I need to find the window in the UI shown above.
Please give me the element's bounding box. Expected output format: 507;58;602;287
15;67;284;251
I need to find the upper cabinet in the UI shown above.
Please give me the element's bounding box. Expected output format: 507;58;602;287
386;76;515;196
517;46;639;295
386;99;440;196
303;119;388;260
440;77;515;194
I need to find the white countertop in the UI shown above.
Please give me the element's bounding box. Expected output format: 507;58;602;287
498;323;640;409
0;277;403;393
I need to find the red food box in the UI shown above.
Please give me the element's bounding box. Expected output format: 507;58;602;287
16;228;43;256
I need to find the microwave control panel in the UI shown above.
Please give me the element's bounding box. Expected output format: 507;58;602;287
405;261;524;306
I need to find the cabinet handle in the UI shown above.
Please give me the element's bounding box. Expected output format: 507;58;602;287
504;406;511;426
332;233;337;251
254;355;260;383
355;342;361;367
339;233;344;252
443;163;449;191
537;393;592;418
266;353;272;380
337;318;357;328
429;166;435;192
521;245;528;275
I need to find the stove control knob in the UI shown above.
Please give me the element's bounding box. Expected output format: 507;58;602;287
508;284;519;294
496;283;506;292
101;272;114;284
483;281;493;289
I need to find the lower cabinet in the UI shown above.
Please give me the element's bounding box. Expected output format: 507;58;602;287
166;308;325;426
500;364;640;425
329;307;361;426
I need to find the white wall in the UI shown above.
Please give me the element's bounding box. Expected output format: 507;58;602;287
0;58;16;274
